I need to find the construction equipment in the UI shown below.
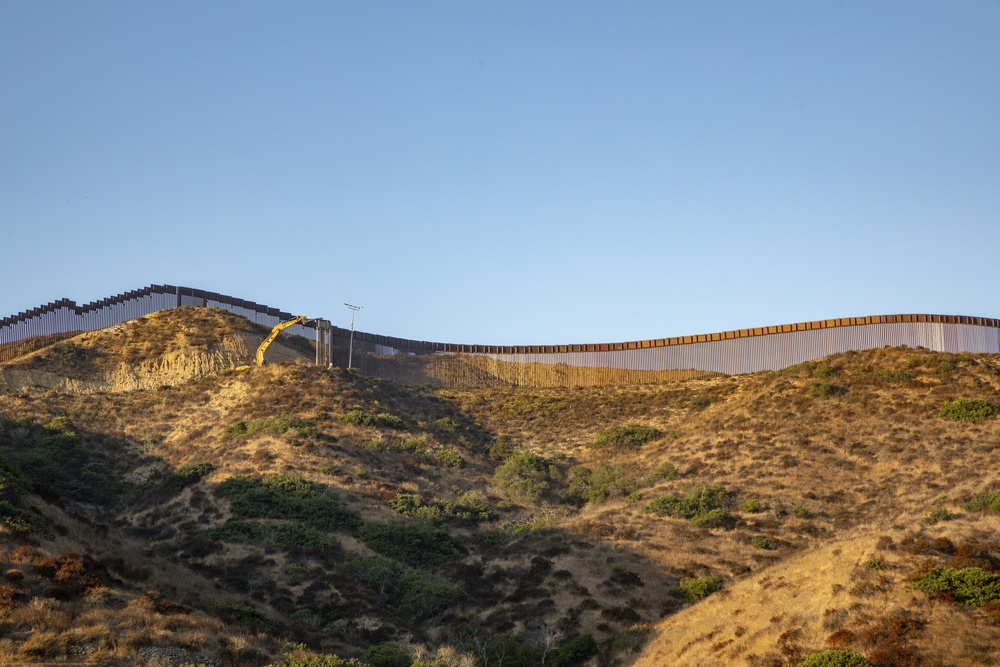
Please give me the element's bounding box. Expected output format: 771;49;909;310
235;315;307;370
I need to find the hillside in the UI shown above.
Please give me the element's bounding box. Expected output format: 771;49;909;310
1;307;999;667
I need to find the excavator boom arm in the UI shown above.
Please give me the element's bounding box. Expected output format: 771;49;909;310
255;315;307;366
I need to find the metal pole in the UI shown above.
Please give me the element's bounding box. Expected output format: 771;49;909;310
344;303;362;370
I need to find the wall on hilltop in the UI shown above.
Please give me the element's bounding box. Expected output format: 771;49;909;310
3;285;999;388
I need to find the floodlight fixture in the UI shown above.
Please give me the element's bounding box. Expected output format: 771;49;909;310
344;303;362;370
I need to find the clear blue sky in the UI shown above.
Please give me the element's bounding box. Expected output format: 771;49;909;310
2;1;998;345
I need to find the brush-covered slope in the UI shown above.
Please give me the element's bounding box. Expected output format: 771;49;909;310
1;307;999;667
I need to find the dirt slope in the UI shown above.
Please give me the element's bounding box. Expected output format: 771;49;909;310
0;307;312;393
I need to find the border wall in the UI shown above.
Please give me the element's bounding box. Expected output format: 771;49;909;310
3;285;999;388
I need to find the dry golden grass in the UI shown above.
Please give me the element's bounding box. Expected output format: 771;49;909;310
3;309;1000;665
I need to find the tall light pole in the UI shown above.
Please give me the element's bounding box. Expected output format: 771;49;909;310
344;303;362;370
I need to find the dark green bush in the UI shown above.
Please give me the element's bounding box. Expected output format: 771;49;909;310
491;451;550;504
358;520;467;568
43;416;78;435
0;453;31;500
488;435;517;461
908;566;1000;607
645;484;726;518
963;490;1000;513
564;465;634;506
689;395;715;409
689;508;736;529
739;498;762;513
545;633;598;666
224;415;321;441
338;410;406;430
924;506;955;524
465;632;539;667
387;490;493;524
270;647;364;667
939;398;997;423
214;475;362;532
164;462;216;492
809;381;843;398
644;461;680;484
341;553;462;619
593;425;663;450
791;651;872;667
217;602;275;633
858;365;912;384
365;642;411;667
434;449;465;468
206;520;334;550
13;431;121;505
679;576;721;601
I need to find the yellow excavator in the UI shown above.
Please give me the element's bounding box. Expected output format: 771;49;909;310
235;315;307;371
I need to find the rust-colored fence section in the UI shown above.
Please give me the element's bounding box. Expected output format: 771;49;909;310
3;285;1000;388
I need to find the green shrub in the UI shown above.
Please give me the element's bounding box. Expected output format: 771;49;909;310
387;491;493;524
488;435;517;461
645;484;727;519
269;645;365;667
644;461;680;484
396;568;464;617
791;502;813;518
338;410;406;430
864;559;883;571
939;398;996;423
164;462;216;492
224;415;321;441
358;520;467;568
206;520;334;550
341;552;462;619
809;381;842;398
492;451;550;504
0;453;47;534
858;365;912;385
750;536;772;549
813;363;835;378
564;465;634;506
689;508;736;529
217;602;275;633
924;506;955;524
392;438;426;454
908;566;1000;607
434;449;465;468
739;498;762;513
43;416;77;435
963;490;1000;513
365;642;411;667
690;395;715;409
465;632;540;667
0;453;31;500
13;431;121;506
790;651;872;667
214;475;362;532
545;633;598;666
0;500;48;535
679;576;721;601
935;359;957;373
594;425;663;450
